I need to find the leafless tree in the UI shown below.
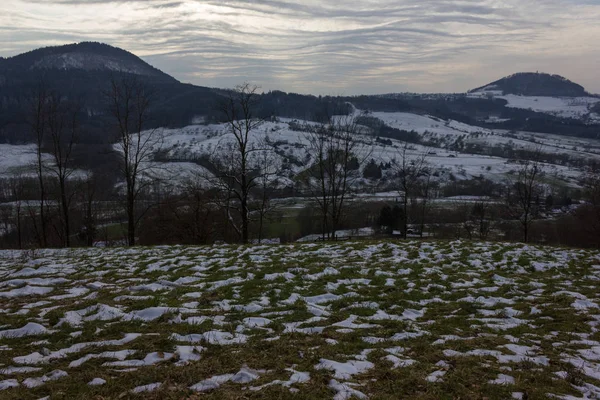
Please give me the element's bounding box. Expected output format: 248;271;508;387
253;148;281;243
29;83;49;247
78;172;99;247
9;177;26;249
157;178;220;244
212;83;264;244
455;199;496;240
305;124;332;240
106;76;161;246
471;201;495;240
391;142;428;239
415;166;434;237
45;92;79;247
579;169;600;240
505;154;545;243
303;112;370;240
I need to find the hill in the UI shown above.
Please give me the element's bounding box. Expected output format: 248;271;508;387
470;72;588;97
0;42;226;143
0;42;176;82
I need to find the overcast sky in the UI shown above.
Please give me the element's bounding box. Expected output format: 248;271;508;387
1;0;599;94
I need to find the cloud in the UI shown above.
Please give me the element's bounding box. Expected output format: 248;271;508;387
1;0;599;94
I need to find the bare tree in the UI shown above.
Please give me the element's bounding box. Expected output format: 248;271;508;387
212;83;264;244
106;77;160;246
305;124;332;240
416;166;434;237
455;199;496;240
45;92;79;247
329;115;370;239
78;172;99;247
579;169;600;241
505;156;545;243
303;112;369;240
391;142;428;239
471;201;495;240
29;83;49;247
9;177;26;249
253;148;281;243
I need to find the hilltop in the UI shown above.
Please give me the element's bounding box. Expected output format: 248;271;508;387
470;72;589;97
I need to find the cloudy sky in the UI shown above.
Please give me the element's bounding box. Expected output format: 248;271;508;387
1;0;599;94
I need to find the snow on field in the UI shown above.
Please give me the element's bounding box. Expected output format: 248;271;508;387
498;95;598;120
371;110;600;160
0;144;44;177
372;112;492;136
467;91;600;120
0;144;90;181
1;241;600;398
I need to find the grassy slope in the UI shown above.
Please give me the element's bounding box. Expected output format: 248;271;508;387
0;240;599;399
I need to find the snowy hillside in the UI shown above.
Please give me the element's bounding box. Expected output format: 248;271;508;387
0;144;49;178
32;52;154;76
3;42;174;81
2;108;598;190
372;112;494;136
468;91;600;120
138;110;598;189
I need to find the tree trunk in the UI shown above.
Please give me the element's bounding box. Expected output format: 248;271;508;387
258;213;264;244
16;206;22;250
37;169;47;248
60;179;70;247
523;210;529;243
128;192;135;246
87;204;94;247
241;197;249;244
241;176;249;244
402;192;408;239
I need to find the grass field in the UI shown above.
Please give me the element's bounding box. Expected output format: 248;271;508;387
1;241;600;399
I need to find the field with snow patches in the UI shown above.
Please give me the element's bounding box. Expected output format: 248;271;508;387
1;242;600;399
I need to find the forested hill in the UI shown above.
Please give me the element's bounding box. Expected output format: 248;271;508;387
470;72;589;97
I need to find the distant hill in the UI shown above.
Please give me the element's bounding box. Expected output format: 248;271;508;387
0;43;230;143
0;42;176;82
470;72;588;97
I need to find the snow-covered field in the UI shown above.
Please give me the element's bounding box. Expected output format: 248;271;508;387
0;144;46;178
372;111;493;136
1;241;600;399
467;91;600;120
143;115;594;188
497;95;599;120
2;108;600;191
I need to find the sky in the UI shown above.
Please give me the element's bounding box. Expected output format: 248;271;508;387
1;0;599;95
